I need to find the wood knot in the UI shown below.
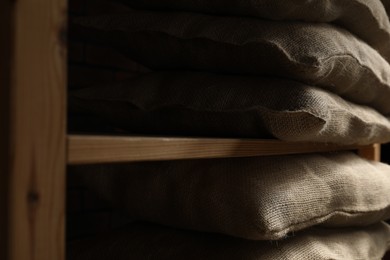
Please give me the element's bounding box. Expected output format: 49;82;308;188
27;191;40;205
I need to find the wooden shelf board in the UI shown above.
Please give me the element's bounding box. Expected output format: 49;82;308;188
67;134;369;165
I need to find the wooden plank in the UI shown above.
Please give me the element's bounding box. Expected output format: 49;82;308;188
5;0;67;259
358;143;381;161
0;0;12;259
67;135;368;165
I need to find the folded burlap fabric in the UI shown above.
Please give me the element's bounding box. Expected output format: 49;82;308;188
71;152;390;240
67;222;390;260
113;0;390;62
73;10;390;114
70;72;390;144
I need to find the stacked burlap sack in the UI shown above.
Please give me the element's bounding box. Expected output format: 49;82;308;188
68;0;390;259
69;154;390;259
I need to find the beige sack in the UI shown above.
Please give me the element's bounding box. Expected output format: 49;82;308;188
74;10;390;115
113;0;390;62
70;72;390;145
71;152;390;240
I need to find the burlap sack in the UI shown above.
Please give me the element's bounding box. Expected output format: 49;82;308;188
68;222;390;260
113;0;390;62
69;72;390;145
73;10;390;115
71;152;390;240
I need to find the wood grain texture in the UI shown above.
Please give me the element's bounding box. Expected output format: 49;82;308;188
6;0;67;259
67;135;371;165
358;143;381;162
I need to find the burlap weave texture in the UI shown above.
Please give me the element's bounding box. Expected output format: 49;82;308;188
74;10;390;115
72;152;390;240
114;0;390;62
70;72;390;145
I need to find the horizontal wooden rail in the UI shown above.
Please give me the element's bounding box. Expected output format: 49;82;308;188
67;135;376;165
358;143;381;161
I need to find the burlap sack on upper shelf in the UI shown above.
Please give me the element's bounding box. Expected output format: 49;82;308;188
70;152;390;240
73;10;390;115
69;72;390;145
113;0;390;63
67;222;390;260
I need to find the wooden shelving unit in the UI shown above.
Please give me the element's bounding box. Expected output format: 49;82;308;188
2;0;67;260
67;135;375;165
0;1;382;260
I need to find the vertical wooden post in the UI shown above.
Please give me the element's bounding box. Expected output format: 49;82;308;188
2;0;67;259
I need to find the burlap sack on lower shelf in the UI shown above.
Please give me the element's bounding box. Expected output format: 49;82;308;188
113;0;390;63
73;10;390;115
71;152;390;240
70;72;390;145
67;222;390;260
